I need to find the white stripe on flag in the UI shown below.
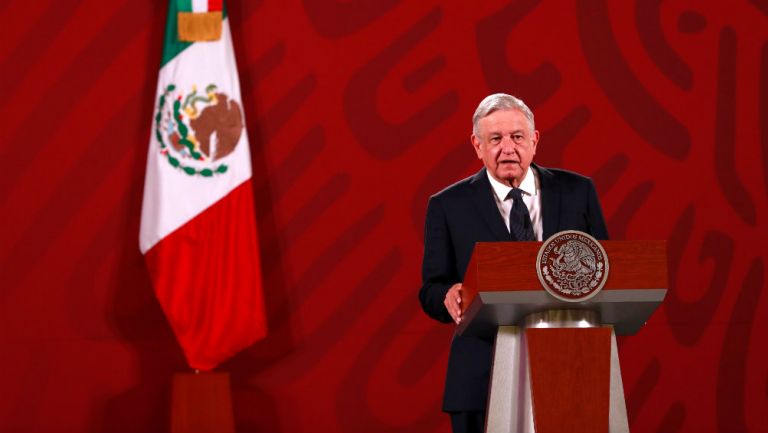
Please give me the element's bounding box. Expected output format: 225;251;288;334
191;0;208;13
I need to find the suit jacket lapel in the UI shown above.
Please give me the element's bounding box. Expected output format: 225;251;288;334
536;163;561;239
470;168;510;241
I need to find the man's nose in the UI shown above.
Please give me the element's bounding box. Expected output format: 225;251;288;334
500;137;516;153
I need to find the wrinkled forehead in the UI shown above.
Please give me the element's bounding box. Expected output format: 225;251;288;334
476;108;535;135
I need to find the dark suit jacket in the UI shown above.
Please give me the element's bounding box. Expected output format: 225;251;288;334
418;163;609;411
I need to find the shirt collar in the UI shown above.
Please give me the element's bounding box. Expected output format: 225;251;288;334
486;166;539;201
518;165;538;197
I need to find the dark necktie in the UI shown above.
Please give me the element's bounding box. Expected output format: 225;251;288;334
506;188;535;241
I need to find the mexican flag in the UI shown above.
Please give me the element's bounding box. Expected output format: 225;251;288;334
139;0;266;371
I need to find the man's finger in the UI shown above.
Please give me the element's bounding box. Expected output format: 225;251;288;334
445;284;464;324
445;301;458;323
452;301;462;323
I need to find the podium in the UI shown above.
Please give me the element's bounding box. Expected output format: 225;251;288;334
457;240;667;433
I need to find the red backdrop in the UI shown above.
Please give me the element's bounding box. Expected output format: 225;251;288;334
1;1;767;432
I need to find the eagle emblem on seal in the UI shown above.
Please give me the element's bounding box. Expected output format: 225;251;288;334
536;230;609;302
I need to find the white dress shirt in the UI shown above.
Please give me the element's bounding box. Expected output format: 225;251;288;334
486;167;543;241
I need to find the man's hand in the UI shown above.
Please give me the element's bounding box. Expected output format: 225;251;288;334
444;283;463;324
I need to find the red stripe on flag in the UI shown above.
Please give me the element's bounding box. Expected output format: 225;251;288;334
208;0;223;12
144;180;266;371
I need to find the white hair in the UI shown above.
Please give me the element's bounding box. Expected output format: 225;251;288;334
472;93;535;136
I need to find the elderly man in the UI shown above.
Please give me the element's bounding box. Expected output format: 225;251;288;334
418;93;609;433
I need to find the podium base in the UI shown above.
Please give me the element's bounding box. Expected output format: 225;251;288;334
485;310;629;433
171;371;235;433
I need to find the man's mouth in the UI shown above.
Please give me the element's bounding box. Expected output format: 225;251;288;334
499;160;519;165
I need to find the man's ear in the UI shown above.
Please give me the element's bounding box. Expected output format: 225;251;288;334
531;130;540;156
471;134;482;159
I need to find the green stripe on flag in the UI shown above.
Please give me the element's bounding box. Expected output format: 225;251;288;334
160;0;229;67
160;0;191;67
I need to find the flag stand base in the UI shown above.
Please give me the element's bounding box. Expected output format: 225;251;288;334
171;371;235;433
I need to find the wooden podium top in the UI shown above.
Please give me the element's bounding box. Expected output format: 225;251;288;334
457;240;668;336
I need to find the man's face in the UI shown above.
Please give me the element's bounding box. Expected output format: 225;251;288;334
471;109;539;187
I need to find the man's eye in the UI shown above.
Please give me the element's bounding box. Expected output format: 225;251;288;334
513;134;524;141
490;137;501;143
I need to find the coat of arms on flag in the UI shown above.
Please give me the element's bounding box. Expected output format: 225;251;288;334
154;83;243;177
